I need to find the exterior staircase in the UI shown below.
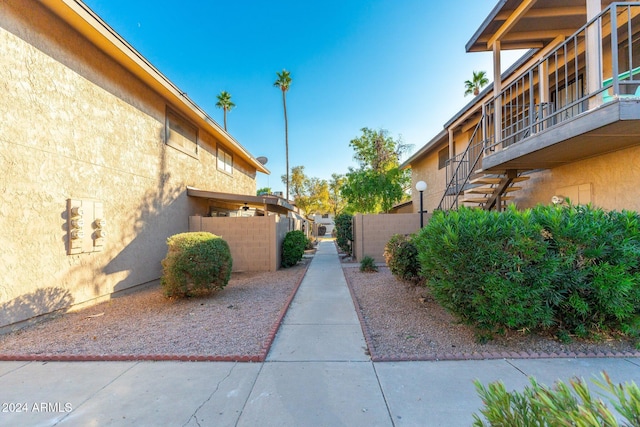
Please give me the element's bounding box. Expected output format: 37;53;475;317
436;112;530;212
461;170;530;210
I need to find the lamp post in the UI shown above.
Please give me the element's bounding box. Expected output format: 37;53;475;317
416;180;427;228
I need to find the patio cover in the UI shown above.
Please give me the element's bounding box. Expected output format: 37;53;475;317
186;187;299;216
466;0;617;52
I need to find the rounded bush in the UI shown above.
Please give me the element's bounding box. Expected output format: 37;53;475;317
360;255;378;272
282;230;307;268
161;232;232;298
384;234;421;283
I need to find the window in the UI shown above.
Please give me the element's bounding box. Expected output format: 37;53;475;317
166;108;198;157
217;147;233;174
438;147;450;170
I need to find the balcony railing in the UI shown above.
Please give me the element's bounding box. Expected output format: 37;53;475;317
485;2;640;152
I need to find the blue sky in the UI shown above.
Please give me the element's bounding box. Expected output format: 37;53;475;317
83;0;523;193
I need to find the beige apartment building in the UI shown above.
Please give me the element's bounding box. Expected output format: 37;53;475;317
403;0;640;213
0;0;286;328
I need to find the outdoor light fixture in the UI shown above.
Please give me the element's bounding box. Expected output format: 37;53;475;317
242;203;250;211
416;180;427;228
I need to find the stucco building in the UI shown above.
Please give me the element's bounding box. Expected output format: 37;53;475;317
0;0;278;328
403;0;640;213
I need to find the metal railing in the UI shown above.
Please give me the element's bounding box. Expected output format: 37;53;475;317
437;110;488;211
485;2;640;151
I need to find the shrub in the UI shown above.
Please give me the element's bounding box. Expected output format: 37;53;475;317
161;232;232;298
360;255;378;272
384;234;421;283
413;205;640;339
473;372;640;427
282;230;307;268
335;213;353;255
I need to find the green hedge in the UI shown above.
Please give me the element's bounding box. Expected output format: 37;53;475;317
281;230;307;268
334;213;353;256
384;234;421;283
413;205;640;339
160;232;232;298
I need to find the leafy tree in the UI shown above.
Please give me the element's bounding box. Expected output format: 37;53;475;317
341;128;410;213
274;69;292;200
256;187;272;196
215;91;235;131
328;173;347;216
281;166;330;215
464;70;489;97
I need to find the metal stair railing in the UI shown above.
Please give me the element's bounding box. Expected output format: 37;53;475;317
437;113;487;211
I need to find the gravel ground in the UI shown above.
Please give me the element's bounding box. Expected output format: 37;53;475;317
0;264;308;360
1;254;638;361
345;266;640;361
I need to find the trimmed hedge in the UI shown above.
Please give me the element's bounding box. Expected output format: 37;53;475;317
282;230;307;268
413;205;640;339
384;234;421;283
335;213;353;255
161;232;232;298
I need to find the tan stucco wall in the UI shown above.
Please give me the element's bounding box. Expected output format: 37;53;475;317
513;145;640;211
189;215;289;272
352;213;427;263
0;0;258;328
409;141;449;213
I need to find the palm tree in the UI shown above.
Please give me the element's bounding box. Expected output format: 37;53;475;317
215;91;235;131
464;71;489;97
274;69;292;200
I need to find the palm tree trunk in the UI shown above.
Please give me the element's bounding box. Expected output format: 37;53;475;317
223;108;228;131
282;91;289;201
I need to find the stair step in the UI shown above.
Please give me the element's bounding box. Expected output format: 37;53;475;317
461;196;515;203
470;176;530;185
465;186;522;195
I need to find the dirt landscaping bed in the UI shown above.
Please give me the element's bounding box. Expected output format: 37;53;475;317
0;263;308;361
345;266;640;361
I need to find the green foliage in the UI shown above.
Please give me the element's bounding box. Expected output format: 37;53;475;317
340;128;411;213
161;232;232;298
360;255;378;272
334;213;353;256
473;372;640;426
384;234;422;283
281;230;307;268
280;165;331;215
413;205;640;339
256;187;272;196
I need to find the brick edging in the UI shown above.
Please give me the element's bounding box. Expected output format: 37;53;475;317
257;263;310;361
341;266;640;363
0;264;310;363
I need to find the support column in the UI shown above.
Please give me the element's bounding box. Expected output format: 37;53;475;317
493;41;502;149
586;0;602;106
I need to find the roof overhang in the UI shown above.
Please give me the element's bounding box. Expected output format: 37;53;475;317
40;0;269;175
466;0;617;53
187;187;301;216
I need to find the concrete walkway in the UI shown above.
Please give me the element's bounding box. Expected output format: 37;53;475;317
1;240;639;426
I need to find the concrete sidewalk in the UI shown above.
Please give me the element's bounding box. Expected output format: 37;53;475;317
0;240;639;426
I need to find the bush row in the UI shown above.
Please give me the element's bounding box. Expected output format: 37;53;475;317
385;204;640;339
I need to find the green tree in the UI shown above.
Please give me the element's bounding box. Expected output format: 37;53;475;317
256;187;272;196
215;91;235;131
281;166;330;215
328;173;347;216
274;69;292;200
464;70;489;97
341;128;410;213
